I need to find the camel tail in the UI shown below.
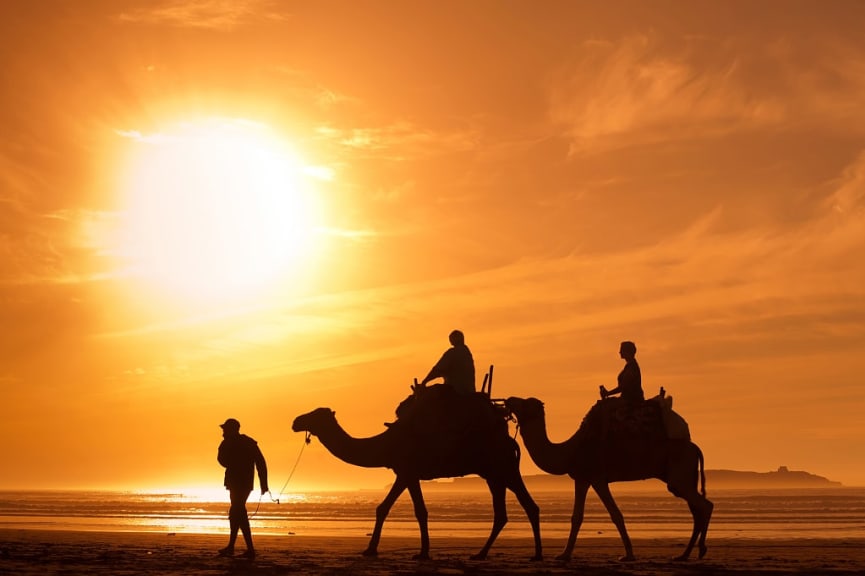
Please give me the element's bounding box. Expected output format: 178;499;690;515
695;442;707;497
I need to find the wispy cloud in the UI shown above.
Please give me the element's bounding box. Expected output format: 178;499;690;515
315;122;479;157
102;170;864;390
551;33;865;152
117;0;289;30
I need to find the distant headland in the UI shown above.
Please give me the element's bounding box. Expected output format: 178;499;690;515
702;466;842;488
422;466;842;491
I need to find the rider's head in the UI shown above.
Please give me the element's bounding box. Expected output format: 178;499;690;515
619;340;637;358
449;330;465;346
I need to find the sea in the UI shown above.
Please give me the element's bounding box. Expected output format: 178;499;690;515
1;486;863;541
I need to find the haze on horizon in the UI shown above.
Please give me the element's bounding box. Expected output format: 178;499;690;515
1;1;864;493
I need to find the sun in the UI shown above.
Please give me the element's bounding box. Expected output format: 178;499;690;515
113;118;324;305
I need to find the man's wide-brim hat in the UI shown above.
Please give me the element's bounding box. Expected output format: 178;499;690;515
220;418;240;431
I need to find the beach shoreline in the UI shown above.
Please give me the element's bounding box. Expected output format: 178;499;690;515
2;529;864;575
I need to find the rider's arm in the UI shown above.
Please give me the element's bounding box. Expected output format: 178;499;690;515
600;385;621;399
421;350;451;385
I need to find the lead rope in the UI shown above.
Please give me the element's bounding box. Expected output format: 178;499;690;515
250;431;311;518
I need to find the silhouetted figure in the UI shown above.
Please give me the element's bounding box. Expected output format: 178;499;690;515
600;341;644;404
419;329;476;395
384;330;478;430
217;418;268;560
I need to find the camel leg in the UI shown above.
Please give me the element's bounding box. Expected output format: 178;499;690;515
508;476;543;561
557;480;589;562
675;495;713;561
675;499;702;561
695;444;713;560
471;480;508;561
593;482;635;561
698;498;714;559
406;480;430;560
669;442;713;561
363;477;407;557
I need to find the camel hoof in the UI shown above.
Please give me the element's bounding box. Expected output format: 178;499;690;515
530;554;543;562
554;553;571;563
673;554;689;562
619;554;636;562
470;553;487;561
361;548;378;557
699;545;708;559
412;552;430;561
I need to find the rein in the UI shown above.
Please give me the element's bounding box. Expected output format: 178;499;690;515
492;398;520;440
250;431;311;517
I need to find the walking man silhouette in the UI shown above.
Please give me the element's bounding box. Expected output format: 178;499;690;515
217;418;269;559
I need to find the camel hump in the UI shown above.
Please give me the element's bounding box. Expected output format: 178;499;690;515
579;397;658;439
393;384;507;438
390;384;510;478
583;394;692;441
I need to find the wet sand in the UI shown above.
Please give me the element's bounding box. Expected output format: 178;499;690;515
1;529;864;575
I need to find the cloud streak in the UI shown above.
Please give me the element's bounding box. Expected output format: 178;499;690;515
551;33;865;153
117;0;288;30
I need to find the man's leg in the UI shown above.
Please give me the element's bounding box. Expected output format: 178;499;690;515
233;490;255;558
240;494;255;558
220;490;249;556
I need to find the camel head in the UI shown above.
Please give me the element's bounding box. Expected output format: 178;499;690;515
292;407;336;436
504;397;545;424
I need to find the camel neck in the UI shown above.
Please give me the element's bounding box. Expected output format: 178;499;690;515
518;413;577;476
314;419;395;469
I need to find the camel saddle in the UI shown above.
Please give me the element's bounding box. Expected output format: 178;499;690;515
589;393;691;441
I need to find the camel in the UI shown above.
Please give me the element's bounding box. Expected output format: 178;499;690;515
504;396;713;562
291;387;543;561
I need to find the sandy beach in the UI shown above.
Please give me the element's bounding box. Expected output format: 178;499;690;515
1;530;864;575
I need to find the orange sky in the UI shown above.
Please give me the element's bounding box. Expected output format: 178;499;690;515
2;1;864;492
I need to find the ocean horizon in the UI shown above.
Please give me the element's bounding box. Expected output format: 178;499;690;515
1;486;863;542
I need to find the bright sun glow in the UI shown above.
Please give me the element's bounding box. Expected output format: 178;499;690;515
114;118;323;304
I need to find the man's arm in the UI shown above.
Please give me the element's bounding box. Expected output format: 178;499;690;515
217;440;229;467
255;446;269;494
